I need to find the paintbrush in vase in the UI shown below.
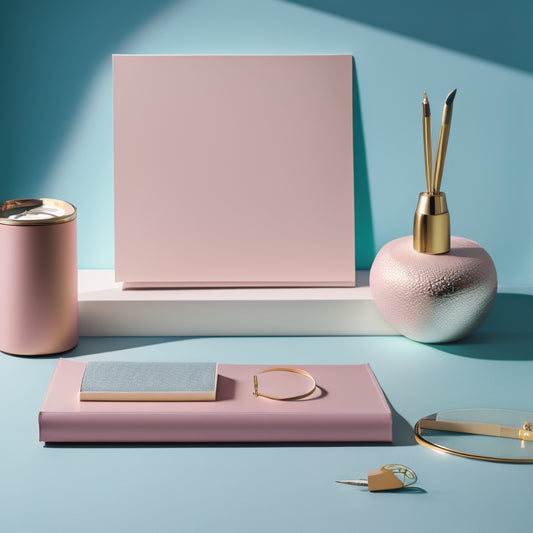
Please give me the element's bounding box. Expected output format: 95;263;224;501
432;88;457;194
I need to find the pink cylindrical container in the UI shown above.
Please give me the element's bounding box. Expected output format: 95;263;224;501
0;198;78;355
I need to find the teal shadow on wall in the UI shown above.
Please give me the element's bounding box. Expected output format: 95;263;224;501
0;0;176;200
285;0;533;74
352;60;375;269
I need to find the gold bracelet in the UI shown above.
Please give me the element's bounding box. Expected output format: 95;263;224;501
252;367;317;401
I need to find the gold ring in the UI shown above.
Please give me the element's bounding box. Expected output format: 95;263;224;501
252;367;317;401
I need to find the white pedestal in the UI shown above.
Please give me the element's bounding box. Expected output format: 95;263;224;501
78;270;397;336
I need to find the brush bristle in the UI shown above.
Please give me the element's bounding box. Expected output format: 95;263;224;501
446;88;457;105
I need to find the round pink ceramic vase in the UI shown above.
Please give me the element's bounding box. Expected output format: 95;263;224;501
0;199;78;355
370;236;497;343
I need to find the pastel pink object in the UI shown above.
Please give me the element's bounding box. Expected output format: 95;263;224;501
370;236;497;343
113;55;355;287
0;221;78;355
39;359;392;443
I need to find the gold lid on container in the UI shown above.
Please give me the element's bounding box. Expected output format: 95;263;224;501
0;198;76;226
413;192;450;254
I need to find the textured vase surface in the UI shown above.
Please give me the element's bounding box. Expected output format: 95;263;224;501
370;236;497;343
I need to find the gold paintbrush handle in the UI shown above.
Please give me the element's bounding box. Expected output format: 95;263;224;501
432;89;457;194
433;124;451;193
422;91;433;193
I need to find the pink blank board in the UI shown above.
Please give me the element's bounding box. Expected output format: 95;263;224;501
113;55;355;287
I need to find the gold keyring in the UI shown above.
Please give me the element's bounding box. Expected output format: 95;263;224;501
252;367;317;401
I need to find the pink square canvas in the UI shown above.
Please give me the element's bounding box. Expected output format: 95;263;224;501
113;55;355;287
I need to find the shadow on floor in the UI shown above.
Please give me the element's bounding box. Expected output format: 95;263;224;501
430;293;533;361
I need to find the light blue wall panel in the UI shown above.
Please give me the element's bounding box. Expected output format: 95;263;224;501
2;0;532;286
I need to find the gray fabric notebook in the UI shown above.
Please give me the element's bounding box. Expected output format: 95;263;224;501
80;362;218;401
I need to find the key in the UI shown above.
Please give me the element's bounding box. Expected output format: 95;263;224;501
336;463;417;492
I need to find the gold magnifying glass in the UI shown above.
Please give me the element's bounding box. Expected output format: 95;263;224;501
415;408;533;463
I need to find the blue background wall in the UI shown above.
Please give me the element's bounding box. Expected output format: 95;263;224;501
2;0;532;287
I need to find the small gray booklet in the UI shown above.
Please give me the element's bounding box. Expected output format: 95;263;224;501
80;361;218;401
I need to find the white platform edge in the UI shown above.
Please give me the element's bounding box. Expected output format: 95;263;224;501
78;270;398;336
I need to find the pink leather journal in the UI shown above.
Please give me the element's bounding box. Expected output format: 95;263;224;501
39;360;392;443
113;55;355;287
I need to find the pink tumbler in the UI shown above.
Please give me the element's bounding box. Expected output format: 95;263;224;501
0;198;78;355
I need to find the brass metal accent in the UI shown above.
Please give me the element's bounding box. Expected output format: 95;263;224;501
336;464;418;491
0;198;77;226
414;412;533;463
252;367;317;401
413;192;450;254
433;89;457;194
422;91;433;194
417;418;533;441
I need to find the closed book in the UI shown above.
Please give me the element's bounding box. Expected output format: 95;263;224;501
39;359;392;443
80;361;218;401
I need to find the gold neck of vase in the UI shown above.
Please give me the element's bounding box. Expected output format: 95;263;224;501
413;192;450;254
